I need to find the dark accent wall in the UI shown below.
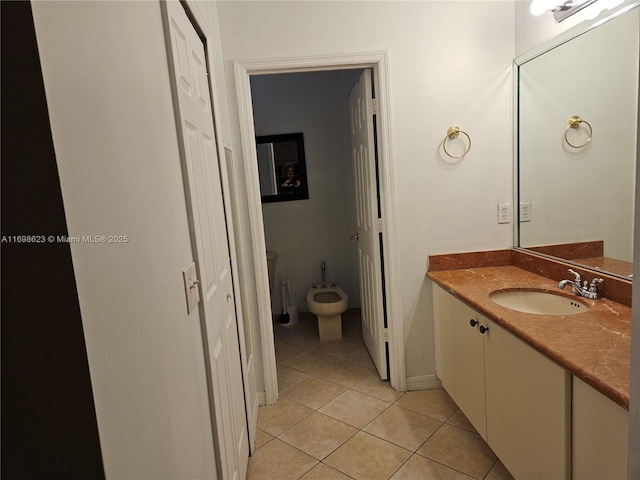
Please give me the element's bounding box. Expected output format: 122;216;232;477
1;2;105;478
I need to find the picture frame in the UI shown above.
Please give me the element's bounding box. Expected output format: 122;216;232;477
256;132;309;203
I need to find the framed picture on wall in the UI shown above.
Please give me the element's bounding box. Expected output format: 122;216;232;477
256;132;309;203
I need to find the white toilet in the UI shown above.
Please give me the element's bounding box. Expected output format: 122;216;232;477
306;285;349;341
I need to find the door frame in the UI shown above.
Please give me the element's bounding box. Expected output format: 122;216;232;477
233;51;406;403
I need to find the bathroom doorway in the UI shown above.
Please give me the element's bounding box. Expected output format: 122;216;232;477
251;67;364;337
234;52;406;405
253;67;388;380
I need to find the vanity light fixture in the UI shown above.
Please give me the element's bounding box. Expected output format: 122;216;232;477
530;0;598;21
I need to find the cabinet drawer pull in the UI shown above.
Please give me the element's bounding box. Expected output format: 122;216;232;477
479;325;489;334
470;319;478;327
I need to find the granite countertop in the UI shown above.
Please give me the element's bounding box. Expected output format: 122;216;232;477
428;265;631;409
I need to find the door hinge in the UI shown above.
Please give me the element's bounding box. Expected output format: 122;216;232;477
370;98;377;115
383;327;389;342
378;218;383;233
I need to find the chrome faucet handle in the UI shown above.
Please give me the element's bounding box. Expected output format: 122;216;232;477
567;268;581;283
589;278;604;293
311;282;318;289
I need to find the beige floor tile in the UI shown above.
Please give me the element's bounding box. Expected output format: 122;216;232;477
280;376;346;410
246;438;317;480
281;325;319;344
278;412;358;460
257;398;313;436
282;350;339;375
352;373;405;403
363;405;442;451
277;364;310;394
315;359;375;387
275;342;306;364
390;454;475;480
417;424;497;479
255;318;506;480
344;345;375;368
300;462;353;479
255;428;274;450
446;409;477;433
485;460;515;480
315;339;360;359
394;388;458;421
324;431;411;480
285;330;323;349
318;389;390;429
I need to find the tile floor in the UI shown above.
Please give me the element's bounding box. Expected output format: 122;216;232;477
247;312;516;480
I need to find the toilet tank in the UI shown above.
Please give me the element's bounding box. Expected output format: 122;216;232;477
266;251;277;291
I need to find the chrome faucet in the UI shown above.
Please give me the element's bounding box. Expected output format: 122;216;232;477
558;268;603;300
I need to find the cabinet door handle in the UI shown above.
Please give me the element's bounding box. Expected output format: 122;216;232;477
469;319;478;327
479;325;489;334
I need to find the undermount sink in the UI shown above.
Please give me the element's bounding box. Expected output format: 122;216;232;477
489;289;589;315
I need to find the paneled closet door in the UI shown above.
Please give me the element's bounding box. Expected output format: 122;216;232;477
163;2;248;479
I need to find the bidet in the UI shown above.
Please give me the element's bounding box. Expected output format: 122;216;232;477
307;284;348;340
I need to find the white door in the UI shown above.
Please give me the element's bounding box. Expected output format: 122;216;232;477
349;69;388;379
163;2;248;479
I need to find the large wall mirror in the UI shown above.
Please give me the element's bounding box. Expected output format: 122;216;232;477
256;132;309;203
515;3;639;280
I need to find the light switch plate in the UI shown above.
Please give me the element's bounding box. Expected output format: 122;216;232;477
182;262;200;314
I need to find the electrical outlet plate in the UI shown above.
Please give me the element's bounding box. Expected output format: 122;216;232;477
520;202;531;222
182;262;200;314
498;203;511;224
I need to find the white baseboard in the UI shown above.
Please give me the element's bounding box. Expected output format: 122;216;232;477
406;374;442;391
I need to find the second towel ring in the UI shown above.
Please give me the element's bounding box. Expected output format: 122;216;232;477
443;126;471;158
564;115;592;148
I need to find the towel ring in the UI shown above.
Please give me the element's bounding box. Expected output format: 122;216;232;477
564;115;592;148
443;126;471;158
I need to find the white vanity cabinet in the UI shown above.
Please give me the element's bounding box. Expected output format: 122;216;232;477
483;312;571;480
433;283;488;437
572;376;628;480
433;285;571;480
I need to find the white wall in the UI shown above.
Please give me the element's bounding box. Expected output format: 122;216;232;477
218;1;515;381
31;1;225;478
518;8;639;261
252;70;363;313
